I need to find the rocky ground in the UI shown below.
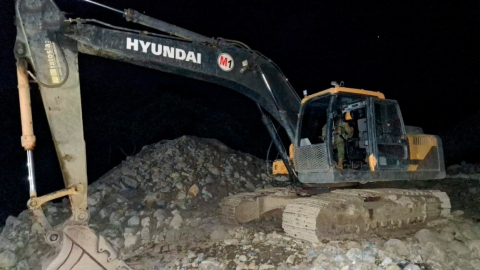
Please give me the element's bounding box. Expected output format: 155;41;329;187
0;136;479;270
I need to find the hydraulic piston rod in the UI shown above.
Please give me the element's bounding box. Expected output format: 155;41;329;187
256;104;297;182
83;0;124;14
17;62;37;198
81;0;212;43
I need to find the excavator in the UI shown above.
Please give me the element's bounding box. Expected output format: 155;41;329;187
13;0;450;269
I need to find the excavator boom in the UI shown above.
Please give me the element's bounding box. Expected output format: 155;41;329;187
15;0;300;139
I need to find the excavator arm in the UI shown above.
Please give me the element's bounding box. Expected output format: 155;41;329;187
16;0;301;137
14;0;300;269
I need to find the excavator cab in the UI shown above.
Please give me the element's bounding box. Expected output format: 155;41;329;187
293;85;445;184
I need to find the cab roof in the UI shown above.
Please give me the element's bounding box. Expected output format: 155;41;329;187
301;86;385;104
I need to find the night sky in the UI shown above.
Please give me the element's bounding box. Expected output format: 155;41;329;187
0;0;479;223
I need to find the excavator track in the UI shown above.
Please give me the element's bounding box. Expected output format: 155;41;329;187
220;188;451;243
283;189;451;243
220;188;294;225
220;192;259;225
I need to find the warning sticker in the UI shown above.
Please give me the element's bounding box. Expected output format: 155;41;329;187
217;53;234;71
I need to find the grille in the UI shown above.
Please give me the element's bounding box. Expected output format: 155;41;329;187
294;144;330;172
410;135;437;146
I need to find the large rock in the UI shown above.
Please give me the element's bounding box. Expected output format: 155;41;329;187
0;250;17;269
423;242;446;263
460;226;480;241
14;260;29;270
415;229;446;248
88;192;103;206
447;164;462;172
438;230;455;242
121;166;137;177
346;248;375;263
122;177;138;189
384;239;409;257
169;214;183;229
224;239;240;246
4;216;21;230
351;263;378;270
448;240;471;257
210;226;227;241
199;259;221;270
471;260;480;269
123;233;139;249
403;264;421;270
127;216;140;227
468;240;480;259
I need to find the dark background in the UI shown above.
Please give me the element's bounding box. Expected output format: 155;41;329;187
1;0;479;224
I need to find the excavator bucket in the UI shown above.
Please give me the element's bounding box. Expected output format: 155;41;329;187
43;226;131;270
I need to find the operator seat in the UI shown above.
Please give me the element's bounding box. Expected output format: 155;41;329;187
346;138;366;169
344;110;366;169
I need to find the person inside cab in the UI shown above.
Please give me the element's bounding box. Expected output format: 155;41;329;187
321;109;354;169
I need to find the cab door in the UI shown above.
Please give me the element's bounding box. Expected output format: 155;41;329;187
369;99;409;170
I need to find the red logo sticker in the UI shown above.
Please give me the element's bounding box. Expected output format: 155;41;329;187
217;53;234;71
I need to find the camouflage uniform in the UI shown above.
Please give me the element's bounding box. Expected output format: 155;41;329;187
322;120;353;159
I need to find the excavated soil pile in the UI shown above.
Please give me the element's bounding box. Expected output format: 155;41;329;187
0;136;277;269
1;136;480;270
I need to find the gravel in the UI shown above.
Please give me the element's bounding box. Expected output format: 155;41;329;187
1;136;479;270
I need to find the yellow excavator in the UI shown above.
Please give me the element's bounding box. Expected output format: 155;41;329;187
14;0;449;269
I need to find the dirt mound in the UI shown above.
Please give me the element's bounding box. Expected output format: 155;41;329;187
1;136;480;270
0;136;277;269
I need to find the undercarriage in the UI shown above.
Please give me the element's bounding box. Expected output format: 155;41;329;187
220;187;451;243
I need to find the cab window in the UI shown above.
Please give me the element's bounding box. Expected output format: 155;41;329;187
299;96;330;146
